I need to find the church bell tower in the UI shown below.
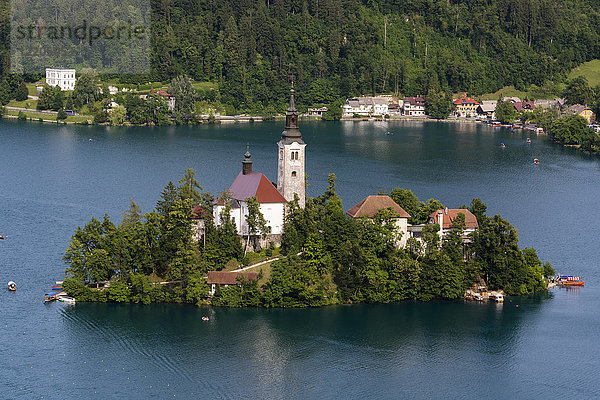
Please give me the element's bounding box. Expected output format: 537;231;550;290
277;83;306;208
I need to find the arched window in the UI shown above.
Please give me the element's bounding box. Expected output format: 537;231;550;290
290;152;294;160
291;171;297;177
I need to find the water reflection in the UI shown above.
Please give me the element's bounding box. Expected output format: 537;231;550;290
55;296;548;398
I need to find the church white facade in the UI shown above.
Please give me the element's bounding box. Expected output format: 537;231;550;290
208;86;307;249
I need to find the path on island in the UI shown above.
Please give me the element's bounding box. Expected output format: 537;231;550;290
228;251;303;273
230;256;283;272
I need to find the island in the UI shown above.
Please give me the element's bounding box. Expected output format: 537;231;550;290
61;169;554;308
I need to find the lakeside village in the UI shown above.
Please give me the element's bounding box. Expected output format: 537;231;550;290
2;68;600;154
30;87;582;309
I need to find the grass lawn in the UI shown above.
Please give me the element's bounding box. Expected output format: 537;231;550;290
26;83;38;96
479;86;528;101
8;99;38;109
5;109;91;123
257;264;272;287
191;81;218;91
568;59;600;87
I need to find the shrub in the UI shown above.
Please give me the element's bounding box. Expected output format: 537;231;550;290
57;108;67;120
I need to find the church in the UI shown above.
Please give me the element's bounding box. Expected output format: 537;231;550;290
210;85;306;249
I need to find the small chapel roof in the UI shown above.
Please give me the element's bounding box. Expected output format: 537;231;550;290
207;271;258;285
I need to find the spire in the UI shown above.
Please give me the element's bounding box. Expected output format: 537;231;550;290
287;80;297;113
242;144;252;175
281;82;303;143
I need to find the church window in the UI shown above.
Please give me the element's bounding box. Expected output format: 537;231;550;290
290;152;294;160
280;150;283;160
291;171;297;177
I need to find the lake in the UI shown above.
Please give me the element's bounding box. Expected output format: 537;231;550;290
1;119;599;399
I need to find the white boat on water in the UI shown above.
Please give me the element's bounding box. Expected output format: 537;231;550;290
8;281;16;291
58;295;76;304
489;291;504;302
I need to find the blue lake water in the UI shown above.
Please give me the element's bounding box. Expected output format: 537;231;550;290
0;119;599;399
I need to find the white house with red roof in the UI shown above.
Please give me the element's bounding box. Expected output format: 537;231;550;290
428;208;479;238
346;195;412;247
403;97;426;116
150;88;175;111
213;147;286;248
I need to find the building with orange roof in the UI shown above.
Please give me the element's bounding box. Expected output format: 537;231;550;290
346;195;411;247
453;97;480;118
427;208;479;237
207;271;258;296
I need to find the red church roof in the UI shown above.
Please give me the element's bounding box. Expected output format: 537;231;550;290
217;171;286;204
428;209;478;229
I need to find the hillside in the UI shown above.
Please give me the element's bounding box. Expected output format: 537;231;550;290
568;59;600;88
3;0;600;111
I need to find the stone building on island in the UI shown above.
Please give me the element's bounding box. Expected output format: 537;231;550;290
346;195;411;247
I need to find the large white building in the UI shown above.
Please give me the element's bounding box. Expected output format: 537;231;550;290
342;96;389;117
45;68;76;91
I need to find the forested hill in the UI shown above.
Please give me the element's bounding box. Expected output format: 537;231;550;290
149;0;600;108
3;0;600;110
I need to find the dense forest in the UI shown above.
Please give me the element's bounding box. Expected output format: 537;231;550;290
62;170;552;307
3;0;600;111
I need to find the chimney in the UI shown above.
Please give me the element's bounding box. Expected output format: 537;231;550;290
437;210;444;237
445;207;448;215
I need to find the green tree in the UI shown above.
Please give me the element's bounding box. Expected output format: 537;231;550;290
468;198;487;225
495;100;516;124
109;104;127;125
37;84;54;110
564;76;594;106
426;90;452;119
73;72;101;108
177;168;203;202
389;188;421;222
56;108;67;121
51;86;64;111
244;196;271;254
93;109;108;124
549;115;591;145
63;215;116;283
169;75;196;123
15;81;28;101
322;98;344;121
